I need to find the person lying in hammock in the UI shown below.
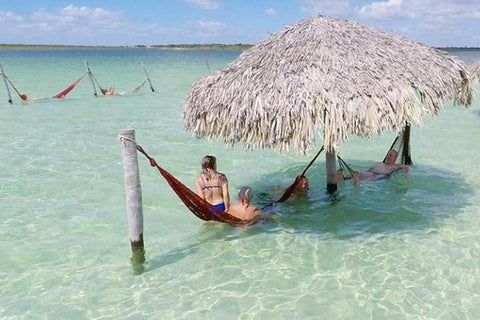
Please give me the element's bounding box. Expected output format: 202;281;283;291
19;93;32;102
101;86;117;95
227;186;261;220
339;149;410;186
292;175;310;195
195;155;230;212
18;92;48;102
258;174;310;208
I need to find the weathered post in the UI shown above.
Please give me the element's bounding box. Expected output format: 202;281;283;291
401;124;412;165
324;110;338;194
1;63;13;104
325;151;338;194
119;129;145;265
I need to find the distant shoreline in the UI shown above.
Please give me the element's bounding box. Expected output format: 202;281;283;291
0;44;253;51
1;44;478;52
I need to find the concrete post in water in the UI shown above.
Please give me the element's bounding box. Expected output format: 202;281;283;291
323;110;337;194
120;129;145;264
325;151;338;194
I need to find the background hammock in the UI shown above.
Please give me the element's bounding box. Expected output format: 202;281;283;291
338;125;412;179
85;61;155;96
1;63;86;103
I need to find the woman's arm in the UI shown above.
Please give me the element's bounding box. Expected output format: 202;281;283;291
398;164;410;175
221;175;230;210
195;176;204;198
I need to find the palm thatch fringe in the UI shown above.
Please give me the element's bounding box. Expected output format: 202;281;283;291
470;60;480;82
183;16;472;154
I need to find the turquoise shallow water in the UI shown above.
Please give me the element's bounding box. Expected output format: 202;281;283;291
1;48;480;319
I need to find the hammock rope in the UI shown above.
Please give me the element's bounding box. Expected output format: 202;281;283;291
381;125;412;165
130;80;146;94
91;73;105;95
337;155;355;179
119;136;257;226
85;61;99;96
1;63;13;104
140;62;155;92
4;74;24;98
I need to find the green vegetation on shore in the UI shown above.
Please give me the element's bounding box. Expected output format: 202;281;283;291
0;44;253;51
1;44;477;52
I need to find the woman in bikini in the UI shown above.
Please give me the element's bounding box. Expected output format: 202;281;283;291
195;155;230;211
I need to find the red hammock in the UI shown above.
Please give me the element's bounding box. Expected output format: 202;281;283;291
3;71;86;102
53;73;87;99
136;145;258;226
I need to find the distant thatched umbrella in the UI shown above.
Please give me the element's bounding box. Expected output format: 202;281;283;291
183;15;472;192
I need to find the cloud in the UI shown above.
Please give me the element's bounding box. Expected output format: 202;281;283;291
0;5;160;45
265;8;276;16
301;0;351;16
358;0;405;18
183;0;223;10
354;0;480;46
358;0;480;20
189;20;226;32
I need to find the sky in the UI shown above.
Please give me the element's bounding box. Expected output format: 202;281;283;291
0;0;479;47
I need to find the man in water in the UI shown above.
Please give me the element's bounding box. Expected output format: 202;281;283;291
292;175;309;195
350;150;410;186
227;186;261;220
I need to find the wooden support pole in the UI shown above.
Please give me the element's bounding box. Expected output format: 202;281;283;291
1;64;13;104
85;60;98;96
325;151;338;194
140;62;155;92
401;124;412;165
120;129;145;264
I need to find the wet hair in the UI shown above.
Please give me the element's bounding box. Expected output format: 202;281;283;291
201;155;217;179
388;149;398;156
239;186;253;201
293;175;309;193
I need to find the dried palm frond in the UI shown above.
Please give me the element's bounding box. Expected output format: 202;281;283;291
183;16;472;154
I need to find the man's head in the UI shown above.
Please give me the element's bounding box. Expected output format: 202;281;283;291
385;150;398;165
238;186;253;203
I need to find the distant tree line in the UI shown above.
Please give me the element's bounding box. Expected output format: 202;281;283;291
0;44;253;51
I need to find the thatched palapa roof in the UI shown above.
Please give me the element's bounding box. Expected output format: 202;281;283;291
183;16;472;154
470;60;480;82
